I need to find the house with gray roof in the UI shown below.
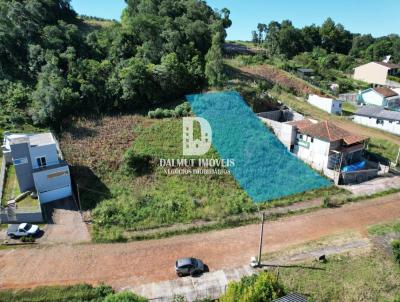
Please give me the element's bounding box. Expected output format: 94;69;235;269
354;106;400;135
2;132;72;204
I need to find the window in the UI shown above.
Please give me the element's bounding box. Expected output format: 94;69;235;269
36;157;47;167
376;119;384;125
338;103;342;108
299;134;303;139
311;137;314;143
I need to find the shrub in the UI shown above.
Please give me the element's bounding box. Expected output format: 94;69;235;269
392;240;400;264
123;149;152;176
219;271;285;302
147;102;191;119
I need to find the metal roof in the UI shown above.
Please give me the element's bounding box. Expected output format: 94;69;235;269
355;106;400;121
273;293;308;302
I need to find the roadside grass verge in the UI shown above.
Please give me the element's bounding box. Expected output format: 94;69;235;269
0;283;146;302
277;250;400;302
368;219;400;236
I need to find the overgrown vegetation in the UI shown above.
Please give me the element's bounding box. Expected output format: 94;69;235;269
60;115;340;242
219;271;285;302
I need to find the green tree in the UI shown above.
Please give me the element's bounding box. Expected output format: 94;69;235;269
205;32;225;87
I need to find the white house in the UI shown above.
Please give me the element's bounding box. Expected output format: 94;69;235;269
357;87;400;109
290;121;375;183
354;106;400;136
307;94;342;115
354;61;400;86
2;133;72;204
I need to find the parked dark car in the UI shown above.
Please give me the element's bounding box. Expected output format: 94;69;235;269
175;257;205;277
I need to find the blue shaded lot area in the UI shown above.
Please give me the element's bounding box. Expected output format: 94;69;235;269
186;91;331;202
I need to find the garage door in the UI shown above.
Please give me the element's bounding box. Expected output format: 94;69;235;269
39;185;72;204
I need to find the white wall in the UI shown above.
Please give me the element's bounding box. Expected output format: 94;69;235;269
354;62;388;85
294;134;331;172
354;115;400;135
29;143;59;169
361;90;385;106
259;117;296;149
33;165;71;193
307;94;342;114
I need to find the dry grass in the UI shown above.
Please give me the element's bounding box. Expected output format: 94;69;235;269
60;115;154;172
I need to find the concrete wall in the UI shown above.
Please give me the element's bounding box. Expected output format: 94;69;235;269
307;94;342;114
257;110;282;121
259;117;296;149
0;156;5;203
29;143;59;169
354;62;388;85
353;115;400;135
10;142;35;192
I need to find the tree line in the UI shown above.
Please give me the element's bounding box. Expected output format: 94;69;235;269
0;0;231;129
252;18;400;62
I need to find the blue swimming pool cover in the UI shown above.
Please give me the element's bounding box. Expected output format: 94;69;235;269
186;91;331;202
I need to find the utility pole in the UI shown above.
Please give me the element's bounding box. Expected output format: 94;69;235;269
395;147;400;166
76;183;83;218
258;212;265;267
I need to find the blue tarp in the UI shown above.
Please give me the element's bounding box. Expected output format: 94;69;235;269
186;91;331;202
342;161;366;173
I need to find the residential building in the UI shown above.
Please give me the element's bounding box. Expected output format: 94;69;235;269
354;106;400;135
353;61;400;87
290;121;378;183
357;87;400;110
307;94;342;115
258;109;380;184
2;132;72;204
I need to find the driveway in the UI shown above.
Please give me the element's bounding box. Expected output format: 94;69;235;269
340;175;400;196
0;193;399;290
39;198;90;244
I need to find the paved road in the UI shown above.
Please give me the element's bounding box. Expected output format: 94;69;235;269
0;194;399;290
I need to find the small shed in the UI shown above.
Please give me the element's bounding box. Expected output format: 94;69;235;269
297;68;314;78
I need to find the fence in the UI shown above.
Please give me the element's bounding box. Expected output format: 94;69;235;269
0;155;6;205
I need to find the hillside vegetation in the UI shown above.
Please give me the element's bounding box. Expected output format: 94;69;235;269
0;0;231;130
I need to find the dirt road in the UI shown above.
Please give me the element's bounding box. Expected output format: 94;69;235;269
0;193;399;290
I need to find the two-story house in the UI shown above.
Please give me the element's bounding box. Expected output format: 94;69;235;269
291;121;370;181
2;132;72;204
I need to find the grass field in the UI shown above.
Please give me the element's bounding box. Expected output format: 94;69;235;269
60;115;341;242
1;165;39;209
278;251;400;302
